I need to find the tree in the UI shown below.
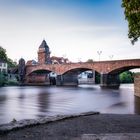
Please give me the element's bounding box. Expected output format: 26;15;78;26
86;59;94;63
122;0;140;44
0;46;17;68
0;46;7;61
119;71;134;83
0;73;4;86
7;58;17;68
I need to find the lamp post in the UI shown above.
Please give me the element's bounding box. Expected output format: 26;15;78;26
97;51;102;61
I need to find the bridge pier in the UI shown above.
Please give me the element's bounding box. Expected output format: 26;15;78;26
56;75;63;86
134;73;140;97
100;73;120;89
56;74;78;86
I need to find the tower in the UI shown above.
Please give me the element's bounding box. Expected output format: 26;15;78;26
38;40;51;64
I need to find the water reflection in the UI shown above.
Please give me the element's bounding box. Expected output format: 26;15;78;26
37;90;50;117
0;84;139;124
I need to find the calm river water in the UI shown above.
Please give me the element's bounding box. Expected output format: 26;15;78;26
0;84;140;124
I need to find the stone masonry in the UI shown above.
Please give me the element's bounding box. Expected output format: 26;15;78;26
26;59;140;76
134;73;140;97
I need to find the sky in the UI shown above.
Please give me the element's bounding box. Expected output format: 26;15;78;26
0;0;140;62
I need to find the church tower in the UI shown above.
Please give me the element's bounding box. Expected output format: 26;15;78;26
38;40;51;64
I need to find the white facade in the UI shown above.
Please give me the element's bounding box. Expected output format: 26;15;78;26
49;72;57;77
0;61;8;73
78;70;95;84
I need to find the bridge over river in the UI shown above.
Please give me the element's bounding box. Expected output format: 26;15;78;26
25;59;140;88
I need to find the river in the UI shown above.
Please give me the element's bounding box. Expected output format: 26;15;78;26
0;84;140;124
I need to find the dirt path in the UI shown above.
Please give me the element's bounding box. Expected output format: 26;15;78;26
0;114;140;140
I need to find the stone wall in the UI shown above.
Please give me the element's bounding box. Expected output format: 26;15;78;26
26;75;50;84
38;48;46;64
134;73;140;97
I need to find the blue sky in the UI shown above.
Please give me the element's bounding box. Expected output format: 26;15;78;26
0;0;140;62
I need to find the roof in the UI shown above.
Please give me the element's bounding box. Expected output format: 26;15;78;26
39;40;50;54
19;58;25;61
26;60;38;65
51;56;69;64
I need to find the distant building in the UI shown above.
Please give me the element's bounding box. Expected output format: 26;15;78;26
0;60;7;73
26;60;38;65
78;70;95;84
27;40;70;66
38;40;51;64
25;39;71;84
51;56;69;64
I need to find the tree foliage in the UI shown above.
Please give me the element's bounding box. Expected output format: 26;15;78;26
0;46;7;61
122;0;140;44
119;71;134;83
7;58;17;68
0;46;16;68
86;59;94;63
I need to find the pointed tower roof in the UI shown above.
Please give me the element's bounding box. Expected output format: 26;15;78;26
39;40;49;49
39;40;50;54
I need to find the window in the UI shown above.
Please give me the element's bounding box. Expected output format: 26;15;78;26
3;63;6;67
0;63;2;67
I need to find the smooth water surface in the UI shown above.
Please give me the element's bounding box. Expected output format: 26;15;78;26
0;84;140;124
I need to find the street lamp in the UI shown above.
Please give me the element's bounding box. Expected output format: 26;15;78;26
97;51;102;61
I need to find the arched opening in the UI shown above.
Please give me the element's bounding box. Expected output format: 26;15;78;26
61;68;100;86
100;66;140;88
109;66;140;84
27;69;57;85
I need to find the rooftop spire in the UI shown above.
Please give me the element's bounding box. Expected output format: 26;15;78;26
39;40;50;54
39;40;48;48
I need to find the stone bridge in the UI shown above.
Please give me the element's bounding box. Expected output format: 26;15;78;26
25;59;140;87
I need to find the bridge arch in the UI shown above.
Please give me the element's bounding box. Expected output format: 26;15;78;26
26;68;57;85
105;59;140;74
61;65;101;75
57;67;100;86
108;66;140;75
26;64;57;76
100;65;140;88
27;69;53;76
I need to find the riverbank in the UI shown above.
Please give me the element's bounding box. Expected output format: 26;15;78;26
0;113;140;140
